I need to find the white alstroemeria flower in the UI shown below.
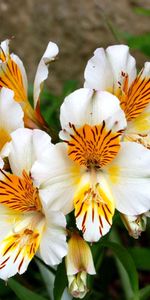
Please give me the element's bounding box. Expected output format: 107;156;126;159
0;87;24;155
0;128;67;280
84;45;150;147
0;39;59;129
32;88;150;242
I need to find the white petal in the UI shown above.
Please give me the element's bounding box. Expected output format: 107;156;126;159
76;208;111;243
0;40;9;58
0;211;43;280
84;48;113;90
8;128;52;176
106;44;137;90
33;41;59;108
10;53;28;94
39;210;67;266
60;88;93;139
74;173;114;242
60;89;127;140
32;142;80;214
141;62;150;78
0;87;24;130
105;142;150;215
84;45;136;93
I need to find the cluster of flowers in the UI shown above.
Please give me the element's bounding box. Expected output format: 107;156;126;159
0;39;149;298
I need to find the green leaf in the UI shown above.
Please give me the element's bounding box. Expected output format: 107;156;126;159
101;241;139;297
139;285;150;300
8;278;47;300
129;247;150;271
62;80;78;97
53;260;68;300
125;33;150;56
133;7;150;16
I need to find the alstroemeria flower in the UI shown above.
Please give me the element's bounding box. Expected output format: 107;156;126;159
0;39;58;130
0;128;67;280
32;88;150;242
0;87;24;155
84;45;150;148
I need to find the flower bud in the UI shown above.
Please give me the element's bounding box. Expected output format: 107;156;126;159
121;213;147;239
65;232;96;298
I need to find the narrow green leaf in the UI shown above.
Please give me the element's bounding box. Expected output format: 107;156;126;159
101;241;139;297
129;247;150;271
139;285;150;300
53;261;68;300
8;278;47;300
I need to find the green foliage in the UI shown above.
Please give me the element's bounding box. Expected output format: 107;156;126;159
124;33;150;57
133;7;150;16
139;285;150;300
101;241;139;299
53;260;68;300
8;278;48;300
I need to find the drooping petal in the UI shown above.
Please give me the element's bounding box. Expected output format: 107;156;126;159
31;142;80;214
33;41;59;108
60;89;126;140
7;128;52;176
105;141;150;215
74;173;115;242
0;88;24;155
39;209;67;266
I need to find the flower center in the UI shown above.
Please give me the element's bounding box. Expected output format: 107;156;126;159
0;170;45;271
0;169;42;212
66;122;121;169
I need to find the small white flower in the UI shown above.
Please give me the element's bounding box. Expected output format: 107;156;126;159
0;128;67;280
84;45;150;148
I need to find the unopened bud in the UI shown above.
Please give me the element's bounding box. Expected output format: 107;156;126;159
65;232;96;298
121;213;147;239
